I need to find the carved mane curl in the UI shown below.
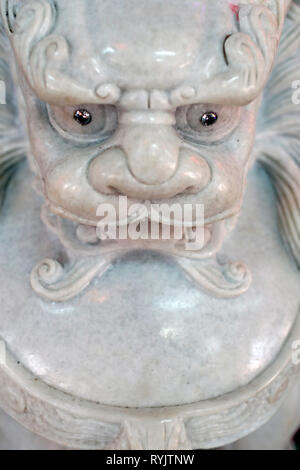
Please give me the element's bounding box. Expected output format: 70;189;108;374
0;20;26;207
255;0;300;267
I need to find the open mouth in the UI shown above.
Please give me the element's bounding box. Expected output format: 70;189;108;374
44;201;234;260
34;210;250;303
70;219;227;260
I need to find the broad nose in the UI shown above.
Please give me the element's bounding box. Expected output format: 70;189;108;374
88;142;211;200
122;125;179;185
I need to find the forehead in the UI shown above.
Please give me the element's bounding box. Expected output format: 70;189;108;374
57;0;237;90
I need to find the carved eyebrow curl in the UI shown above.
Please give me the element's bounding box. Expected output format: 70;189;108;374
0;0;288;107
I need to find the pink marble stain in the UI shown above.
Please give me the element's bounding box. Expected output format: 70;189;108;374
230;3;240;21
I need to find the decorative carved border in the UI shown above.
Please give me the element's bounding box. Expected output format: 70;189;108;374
0;311;299;450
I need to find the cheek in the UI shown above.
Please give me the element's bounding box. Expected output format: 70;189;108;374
206;158;244;216
25;104;64;176
44;154;101;211
212;110;256;184
214;133;255;189
27;112;97;181
44;164;101;222
191;128;256;219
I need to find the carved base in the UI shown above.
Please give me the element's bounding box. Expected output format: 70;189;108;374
0;312;299;449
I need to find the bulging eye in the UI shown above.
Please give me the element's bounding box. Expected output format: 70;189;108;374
200;111;218;127
48;103;118;143
73;109;93;126
175;104;240;144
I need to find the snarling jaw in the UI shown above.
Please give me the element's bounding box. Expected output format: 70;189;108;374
0;0;293;300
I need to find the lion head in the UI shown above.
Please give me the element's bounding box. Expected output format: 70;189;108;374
1;0;299;301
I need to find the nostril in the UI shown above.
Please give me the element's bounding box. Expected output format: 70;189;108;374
178;148;212;195
88;147;128;195
107;186;124;196
182;185;201;195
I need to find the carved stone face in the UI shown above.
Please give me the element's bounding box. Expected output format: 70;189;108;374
2;0;290;232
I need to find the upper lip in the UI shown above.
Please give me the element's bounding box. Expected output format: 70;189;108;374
49;199;239;228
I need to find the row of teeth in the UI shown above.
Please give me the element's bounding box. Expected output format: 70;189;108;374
76;223;213;247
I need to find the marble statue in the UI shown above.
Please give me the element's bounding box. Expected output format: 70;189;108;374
0;0;299;450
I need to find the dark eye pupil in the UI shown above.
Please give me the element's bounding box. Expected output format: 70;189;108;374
200;111;218;127
74;109;92;126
